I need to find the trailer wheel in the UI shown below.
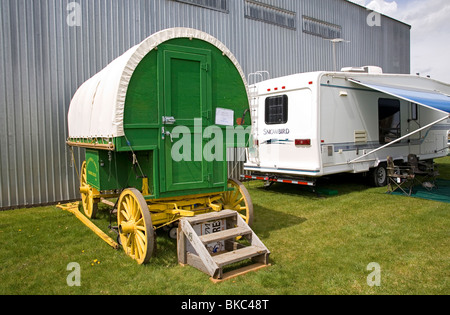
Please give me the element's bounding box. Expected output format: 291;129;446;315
117;188;155;265
221;179;254;227
80;161;98;219
371;164;388;187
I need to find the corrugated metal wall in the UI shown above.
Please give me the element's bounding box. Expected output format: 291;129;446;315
0;0;410;209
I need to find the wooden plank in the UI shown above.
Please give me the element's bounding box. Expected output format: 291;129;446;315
100;198;116;207
177;225;187;265
199;226;251;244
236;213;270;254
213;246;267;268
179;219;219;277
184;210;236;225
186;252;217;276
210;263;270;283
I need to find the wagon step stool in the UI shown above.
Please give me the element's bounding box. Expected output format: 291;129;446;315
178;210;270;282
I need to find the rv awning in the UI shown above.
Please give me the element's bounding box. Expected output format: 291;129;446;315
348;78;450;164
348;78;450;114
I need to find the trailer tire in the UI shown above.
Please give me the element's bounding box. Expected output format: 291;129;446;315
371;164;388;187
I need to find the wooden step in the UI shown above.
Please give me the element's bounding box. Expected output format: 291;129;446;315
210;263;270;284
184;210;237;225
178;209;270;281
213;246;268;268
199;226;252;244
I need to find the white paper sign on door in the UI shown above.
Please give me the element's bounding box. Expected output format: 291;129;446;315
215;108;234;126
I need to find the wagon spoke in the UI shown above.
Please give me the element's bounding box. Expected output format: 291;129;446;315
128;197;134;219
120;210;130;222
136;224;146;232
135;231;145;254
135;217;143;226
130;237;136;257
123;196;131;215
134;236;141;256
132;199;140;221
231;189;239;202
239;213;247;221
232;196;245;208
134;236;139;257
136;230;146;242
125;234;132;248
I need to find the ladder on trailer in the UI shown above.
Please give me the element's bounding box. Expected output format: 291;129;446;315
248;84;261;165
177;210;270;282
247;71;270;166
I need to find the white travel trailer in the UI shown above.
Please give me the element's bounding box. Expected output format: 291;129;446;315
244;67;450;187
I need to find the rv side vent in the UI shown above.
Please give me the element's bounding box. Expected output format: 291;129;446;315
354;130;368;144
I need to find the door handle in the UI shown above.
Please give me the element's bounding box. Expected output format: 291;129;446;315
162;127;174;143
162;116;176;125
165;131;174;143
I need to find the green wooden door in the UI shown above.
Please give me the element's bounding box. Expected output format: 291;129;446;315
160;46;213;193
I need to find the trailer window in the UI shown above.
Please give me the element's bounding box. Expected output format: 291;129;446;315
379;98;401;144
265;95;288;125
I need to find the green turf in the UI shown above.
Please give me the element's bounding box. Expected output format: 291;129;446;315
391;179;450;203
1;158;449;295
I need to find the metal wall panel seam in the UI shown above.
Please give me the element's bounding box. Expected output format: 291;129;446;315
0;1;12;207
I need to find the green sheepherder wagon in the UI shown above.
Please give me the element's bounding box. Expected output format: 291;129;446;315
67;28;255;265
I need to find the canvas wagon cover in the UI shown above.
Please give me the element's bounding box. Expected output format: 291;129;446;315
68;28;247;139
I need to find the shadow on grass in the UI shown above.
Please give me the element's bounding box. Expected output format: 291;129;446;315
253;205;307;239
250;156;450;199
250;172;373;199
153;232;179;266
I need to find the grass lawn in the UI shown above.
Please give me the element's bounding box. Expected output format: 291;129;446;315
1;157;449;295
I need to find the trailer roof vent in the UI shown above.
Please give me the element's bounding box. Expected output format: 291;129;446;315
341;66;383;74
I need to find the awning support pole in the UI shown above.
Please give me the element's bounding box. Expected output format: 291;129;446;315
349;115;450;164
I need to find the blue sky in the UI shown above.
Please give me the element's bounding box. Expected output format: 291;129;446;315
348;0;450;82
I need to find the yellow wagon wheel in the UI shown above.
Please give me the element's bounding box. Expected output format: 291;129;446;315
80;161;98;219
221;179;254;227
117;188;155;265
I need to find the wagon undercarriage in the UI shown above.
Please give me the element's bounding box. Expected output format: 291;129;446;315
62;159;270;281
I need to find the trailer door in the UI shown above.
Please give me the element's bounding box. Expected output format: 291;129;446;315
159;45;213;193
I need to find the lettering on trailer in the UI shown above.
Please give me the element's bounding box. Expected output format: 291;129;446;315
263;128;290;136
